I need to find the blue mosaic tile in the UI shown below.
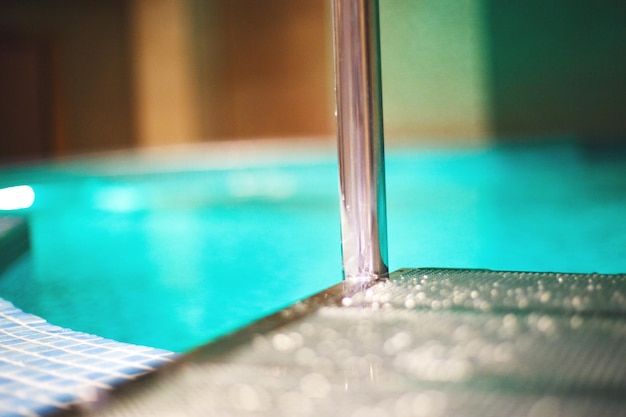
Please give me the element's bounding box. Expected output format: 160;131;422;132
13;330;41;338
34;374;58;383
0;376;13;385
96;375;131;387
39;348;68;357
0;411;29;417
24;345;51;353
81;347;110;355
50;339;78;348
65;344;99;353
55;379;83;388
117;366;148;377
100;350;134;359
33;404;66;416
0;393;15;402
0;297;176;416
121;354;154;363
84;372;108;381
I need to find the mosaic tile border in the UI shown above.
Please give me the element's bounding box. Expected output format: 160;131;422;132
0;297;175;417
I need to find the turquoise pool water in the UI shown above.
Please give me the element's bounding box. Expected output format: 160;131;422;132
1;141;625;351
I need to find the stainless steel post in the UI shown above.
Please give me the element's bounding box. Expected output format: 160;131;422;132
333;0;388;281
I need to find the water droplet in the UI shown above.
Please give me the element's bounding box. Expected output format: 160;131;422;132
536;316;555;334
502;314;517;330
289;332;304;348
300;373;331;398
228;384;268;411
316;340;336;356
412;391;447;417
299;322;315;336
527;397;561;417
493;342;513;362
383;332;412;355
295;347;317;366
273;333;296;352
539;291;551;303
570;315;583;329
351;406;390;417
278;391;312;416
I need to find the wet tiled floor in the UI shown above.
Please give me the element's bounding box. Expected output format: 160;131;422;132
64;269;626;417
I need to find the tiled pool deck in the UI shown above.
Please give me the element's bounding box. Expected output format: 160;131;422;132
0;298;175;417
65;269;626;417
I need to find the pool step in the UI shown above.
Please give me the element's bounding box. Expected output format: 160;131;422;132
67;268;626;417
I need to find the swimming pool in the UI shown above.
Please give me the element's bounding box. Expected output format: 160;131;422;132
1;140;625;351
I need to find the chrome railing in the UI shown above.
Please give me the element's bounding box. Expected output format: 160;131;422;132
333;0;388;282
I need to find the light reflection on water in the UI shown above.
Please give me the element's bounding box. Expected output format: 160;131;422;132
0;185;35;210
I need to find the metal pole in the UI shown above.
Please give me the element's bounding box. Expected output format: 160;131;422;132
333;0;388;282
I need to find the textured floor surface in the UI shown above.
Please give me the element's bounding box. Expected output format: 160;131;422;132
64;268;626;417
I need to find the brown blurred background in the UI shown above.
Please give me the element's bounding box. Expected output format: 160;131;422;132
1;0;625;162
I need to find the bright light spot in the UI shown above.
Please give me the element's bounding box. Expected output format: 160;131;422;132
93;186;140;212
0;185;35;210
227;172;296;199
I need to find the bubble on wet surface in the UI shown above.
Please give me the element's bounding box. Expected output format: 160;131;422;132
299;373;331;398
394;348;473;382
278;391;313;416
383;331;412;355
274;331;304;353
527;397;561;417
536;315;556;334
392;390;448;417
368;269;626;316
228;383;270;412
295;347;317;366
570;315;584;329
272;333;297;352
350;406;390;417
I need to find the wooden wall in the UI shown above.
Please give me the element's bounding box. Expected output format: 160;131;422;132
0;0;134;160
210;0;334;139
1;0;624;159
